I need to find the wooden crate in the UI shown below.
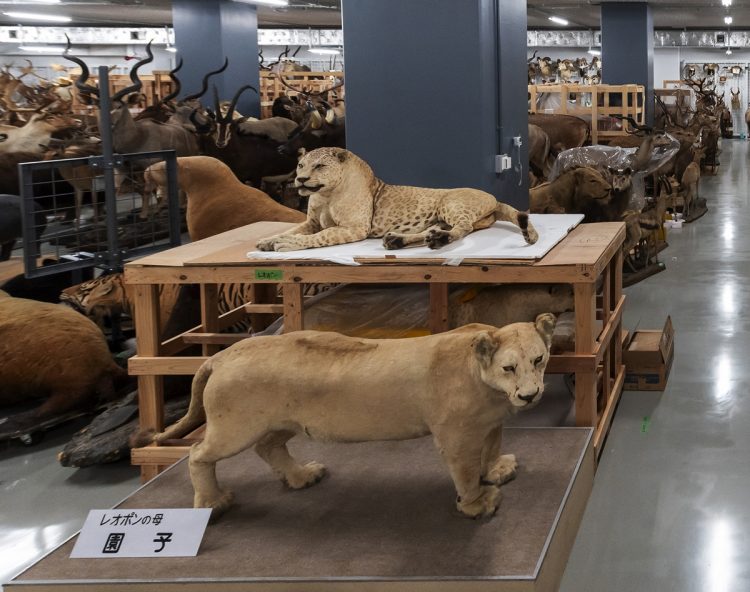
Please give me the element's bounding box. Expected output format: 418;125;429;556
260;70;344;118
125;221;626;482
529;83;645;144
70;71;172;113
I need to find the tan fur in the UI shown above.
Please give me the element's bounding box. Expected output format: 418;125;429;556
680;146;704;218
256;148;537;252
144;156;305;241
0;291;123;418
530;166;611;214
156;316;556;519
450;285;573;328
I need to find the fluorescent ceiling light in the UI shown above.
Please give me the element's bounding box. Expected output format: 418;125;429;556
588;49;601;56
308;48;340;55
725;16;733;24
19;44;66;52
232;0;289;6
722;0;732;5
11;0;62;3
3;11;71;22
548;16;569;26
165;46;177;53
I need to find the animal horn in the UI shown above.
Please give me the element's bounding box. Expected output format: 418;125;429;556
310;109;323;130
325;108;336;124
62;34;100;96
159;57;183;104
182;56;228;102
220;84;258;123
111;40;154;102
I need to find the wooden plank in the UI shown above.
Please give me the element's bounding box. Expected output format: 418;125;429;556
283;283;304;332
244;303;285;314
124;222;294;271
429;283;450;334
200;284;221;356
132;285;164;438
593;366;625;456
182;333;250;345
129;356;207;376
574;282;598;427
131;445;191;466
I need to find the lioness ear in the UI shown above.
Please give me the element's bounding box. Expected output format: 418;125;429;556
297;148;306;158
473;331;499;368
336;150;348;163
535;313;557;349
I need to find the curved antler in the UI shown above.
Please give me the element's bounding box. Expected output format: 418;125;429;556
111;41;154;103
62;34;100;96
160;57;183;104
182;57;228;102
215;84;258;123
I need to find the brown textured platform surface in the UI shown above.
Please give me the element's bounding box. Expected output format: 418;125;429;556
11;428;593;591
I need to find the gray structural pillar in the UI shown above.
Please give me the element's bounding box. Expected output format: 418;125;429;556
172;0;260;117
601;2;654;125
342;0;529;208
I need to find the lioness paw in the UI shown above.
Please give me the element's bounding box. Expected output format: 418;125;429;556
194;490;234;519
525;225;539;245
456;485;501;519
284;461;327;489
256;237;278;251
383;233;405;250
426;229;451;249
484;454;518;486
272;237;304;252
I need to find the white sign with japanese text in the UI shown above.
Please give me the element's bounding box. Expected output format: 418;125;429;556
70;509;212;558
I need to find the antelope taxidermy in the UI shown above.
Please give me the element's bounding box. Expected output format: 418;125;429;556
731;88;741;110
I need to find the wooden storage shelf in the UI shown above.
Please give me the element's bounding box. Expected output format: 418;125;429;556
529;83;645;144
125;221;626;481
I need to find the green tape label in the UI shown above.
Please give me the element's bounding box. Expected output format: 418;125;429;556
641;416;650;433
255;269;283;281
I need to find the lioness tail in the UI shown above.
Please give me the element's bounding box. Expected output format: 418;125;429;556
494;203;539;245
153;360;212;444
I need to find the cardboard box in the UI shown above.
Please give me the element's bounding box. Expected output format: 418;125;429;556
623;316;674;391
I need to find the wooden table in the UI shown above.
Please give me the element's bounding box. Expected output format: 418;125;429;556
125;221;626;481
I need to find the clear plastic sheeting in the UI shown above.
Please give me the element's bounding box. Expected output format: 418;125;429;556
260;283;577;353
549;134;680;210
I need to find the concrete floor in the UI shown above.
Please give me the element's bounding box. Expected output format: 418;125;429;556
0;140;743;589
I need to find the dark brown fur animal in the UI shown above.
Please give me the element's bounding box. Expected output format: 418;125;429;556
528;113;589;153
0;291;124;433
530;167;611;219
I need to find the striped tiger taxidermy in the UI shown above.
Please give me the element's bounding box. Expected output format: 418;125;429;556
61;274;332;335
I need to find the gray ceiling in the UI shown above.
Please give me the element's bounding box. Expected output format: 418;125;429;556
0;0;744;31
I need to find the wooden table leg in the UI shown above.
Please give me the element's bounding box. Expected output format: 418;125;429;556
612;249;624;372
132;284;164;483
249;283;278;332
429;282;450;334
283;283;304;332
200;284;220;356
574;282;597;427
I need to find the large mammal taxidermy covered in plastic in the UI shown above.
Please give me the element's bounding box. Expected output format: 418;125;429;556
257;147;538;252
156;316;556;519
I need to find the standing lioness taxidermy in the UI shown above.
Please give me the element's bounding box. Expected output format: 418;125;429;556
155;314;556;519
256;147;538;252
